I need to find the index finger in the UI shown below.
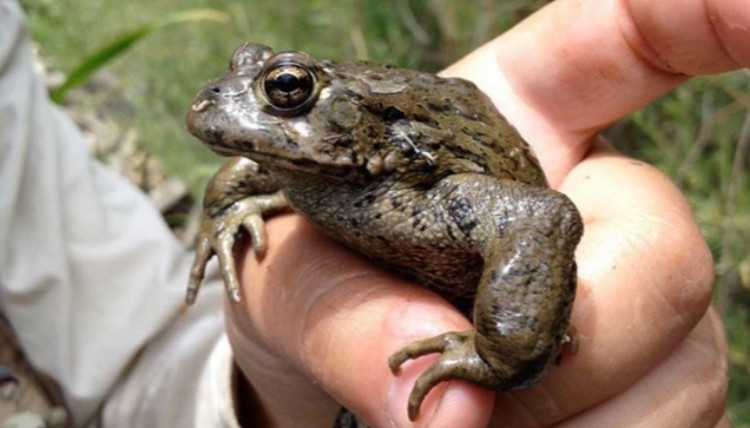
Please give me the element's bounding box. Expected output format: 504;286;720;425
443;0;750;184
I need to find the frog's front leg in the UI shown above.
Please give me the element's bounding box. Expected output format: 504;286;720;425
186;157;287;304
389;177;583;420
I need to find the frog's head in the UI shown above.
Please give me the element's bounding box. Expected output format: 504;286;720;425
187;43;436;183
186;43;318;157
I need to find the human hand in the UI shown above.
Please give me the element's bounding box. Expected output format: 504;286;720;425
224;0;739;426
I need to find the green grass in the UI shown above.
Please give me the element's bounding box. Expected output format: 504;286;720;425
18;0;750;424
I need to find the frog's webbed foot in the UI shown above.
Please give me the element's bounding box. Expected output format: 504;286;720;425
389;331;499;421
186;191;287;304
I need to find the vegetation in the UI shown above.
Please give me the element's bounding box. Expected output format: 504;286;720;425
18;0;749;424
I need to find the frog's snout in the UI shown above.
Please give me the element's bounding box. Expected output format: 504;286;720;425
186;86;219;129
190;97;214;114
186;77;248;137
185;84;229;149
189;76;253;114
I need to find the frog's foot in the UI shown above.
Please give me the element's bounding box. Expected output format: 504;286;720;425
186;192;287;304
389;331;499;421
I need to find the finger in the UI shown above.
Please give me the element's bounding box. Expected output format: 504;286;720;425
488;140;715;425
442;0;750;184
554;308;727;427
226;214;494;427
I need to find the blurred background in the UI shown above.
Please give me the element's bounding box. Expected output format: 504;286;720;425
17;0;750;424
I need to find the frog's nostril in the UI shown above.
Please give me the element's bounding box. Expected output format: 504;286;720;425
211;86;222;94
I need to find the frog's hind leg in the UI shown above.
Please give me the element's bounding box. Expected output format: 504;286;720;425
470;188;582;385
388;185;582;420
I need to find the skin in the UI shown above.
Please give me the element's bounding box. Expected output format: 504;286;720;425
221;0;740;426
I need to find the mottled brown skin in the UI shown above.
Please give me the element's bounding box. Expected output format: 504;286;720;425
185;43;583;421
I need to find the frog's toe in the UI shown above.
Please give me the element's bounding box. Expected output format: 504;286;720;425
241;212;268;257
555;324;579;364
188;208;247;303
389;331;493;420
563;324;578;354
214;228;242;303
186;237;214;304
389;331;469;373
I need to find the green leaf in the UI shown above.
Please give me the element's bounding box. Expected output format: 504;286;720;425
50;9;228;104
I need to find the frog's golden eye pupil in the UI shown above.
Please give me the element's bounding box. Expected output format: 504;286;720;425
263;64;314;111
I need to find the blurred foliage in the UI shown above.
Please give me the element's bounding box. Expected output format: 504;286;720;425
608;72;750;425
49;9;228;104
18;0;749;424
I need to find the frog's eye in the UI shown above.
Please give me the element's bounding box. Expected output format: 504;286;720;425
261;61;318;116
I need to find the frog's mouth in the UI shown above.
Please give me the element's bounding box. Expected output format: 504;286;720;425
187;96;363;180
202;141;245;158
244;150;359;181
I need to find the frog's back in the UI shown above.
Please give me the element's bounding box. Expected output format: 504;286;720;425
328;61;548;188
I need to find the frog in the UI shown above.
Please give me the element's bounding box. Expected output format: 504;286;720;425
184;42;583;422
